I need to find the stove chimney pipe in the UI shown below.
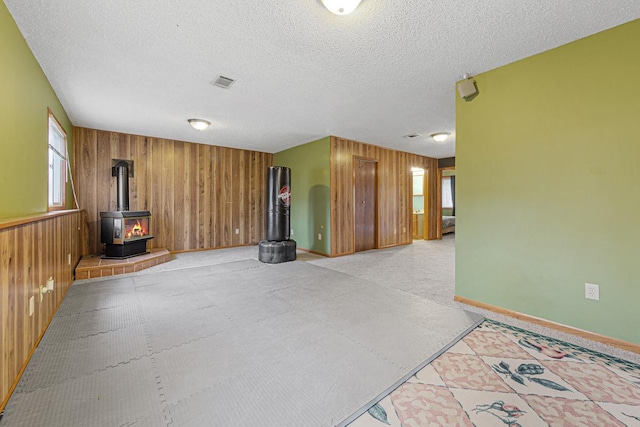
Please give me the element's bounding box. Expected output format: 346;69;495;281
112;160;133;212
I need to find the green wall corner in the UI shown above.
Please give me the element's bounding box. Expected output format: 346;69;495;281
274;137;331;255
456;19;640;344
1;2;73;218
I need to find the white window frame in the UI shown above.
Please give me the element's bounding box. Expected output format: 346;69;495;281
442;176;453;209
48;110;67;210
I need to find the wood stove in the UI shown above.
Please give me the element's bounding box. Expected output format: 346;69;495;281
100;159;153;259
101;211;152;258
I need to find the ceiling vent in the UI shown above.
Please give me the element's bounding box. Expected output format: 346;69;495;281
211;76;235;89
403;133;421;139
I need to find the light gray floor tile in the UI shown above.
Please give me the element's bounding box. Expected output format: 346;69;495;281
44;303;144;342
17;323;149;393
2;238;485;426
2;358;163;427
143;304;232;353
57;289;139;314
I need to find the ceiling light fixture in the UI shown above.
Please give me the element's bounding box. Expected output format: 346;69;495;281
188;119;211;131
321;0;362;15
431;132;450;142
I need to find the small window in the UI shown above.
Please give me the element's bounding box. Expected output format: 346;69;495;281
48;111;67;210
442;176;453;208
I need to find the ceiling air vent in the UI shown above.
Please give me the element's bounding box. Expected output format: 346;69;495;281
211;75;235;89
403;133;421;139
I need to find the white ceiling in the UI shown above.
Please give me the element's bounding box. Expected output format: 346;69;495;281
5;1;640;158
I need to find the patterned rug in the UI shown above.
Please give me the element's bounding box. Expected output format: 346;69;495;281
349;319;640;426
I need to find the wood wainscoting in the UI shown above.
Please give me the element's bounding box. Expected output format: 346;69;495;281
330;136;438;256
73;128;273;254
0;210;83;411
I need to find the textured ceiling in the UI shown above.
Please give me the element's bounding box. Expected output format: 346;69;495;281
5;1;640;158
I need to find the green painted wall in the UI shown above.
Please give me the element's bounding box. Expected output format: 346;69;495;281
1;2;73;218
274;137;331;255
456;20;640;344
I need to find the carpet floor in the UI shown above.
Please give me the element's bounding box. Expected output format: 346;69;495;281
2;236;639;426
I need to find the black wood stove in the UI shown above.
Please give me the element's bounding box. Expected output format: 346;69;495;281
100;160;153;259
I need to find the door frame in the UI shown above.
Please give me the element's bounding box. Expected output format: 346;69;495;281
352;156;378;253
437;166;455;239
423;169;430;239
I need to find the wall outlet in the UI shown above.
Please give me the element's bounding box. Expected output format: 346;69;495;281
291;229;294;236
29;296;34;316
235;229;239;235
585;283;600;301
317;233;322;241
68;253;71;265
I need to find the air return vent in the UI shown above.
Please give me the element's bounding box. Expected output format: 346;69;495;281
211;75;235;89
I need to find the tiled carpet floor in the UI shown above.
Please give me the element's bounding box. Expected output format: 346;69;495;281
349;319;640;426
0;258;482;427
3;238;639;426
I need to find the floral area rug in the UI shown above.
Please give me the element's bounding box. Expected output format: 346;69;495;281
348;319;640;426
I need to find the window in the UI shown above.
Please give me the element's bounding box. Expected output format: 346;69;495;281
48;111;67;209
442;177;453;208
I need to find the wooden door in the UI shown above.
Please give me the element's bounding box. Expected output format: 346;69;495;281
354;158;377;252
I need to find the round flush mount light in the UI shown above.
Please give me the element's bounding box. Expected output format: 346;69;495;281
321;0;362;15
188;119;211;131
431;132;450;142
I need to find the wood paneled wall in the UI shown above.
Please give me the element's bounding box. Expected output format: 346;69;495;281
0;210;82;410
73;128;273;254
330;136;438;256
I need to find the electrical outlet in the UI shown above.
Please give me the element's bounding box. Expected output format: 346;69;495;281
317;233;322;241
68;253;71;266
585;283;600;301
291;229;294;236
29;296;34;316
235;229;239;235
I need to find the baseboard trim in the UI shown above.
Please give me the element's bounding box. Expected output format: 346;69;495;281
170;243;254;254
296;247;330;257
454;296;640;355
377;242;411;250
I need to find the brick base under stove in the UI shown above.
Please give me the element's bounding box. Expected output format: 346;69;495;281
75;248;171;280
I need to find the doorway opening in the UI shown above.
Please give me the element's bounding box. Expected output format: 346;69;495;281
437;166;456;238
411;167;426;240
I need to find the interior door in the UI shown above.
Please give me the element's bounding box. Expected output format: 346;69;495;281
354;159;377;252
